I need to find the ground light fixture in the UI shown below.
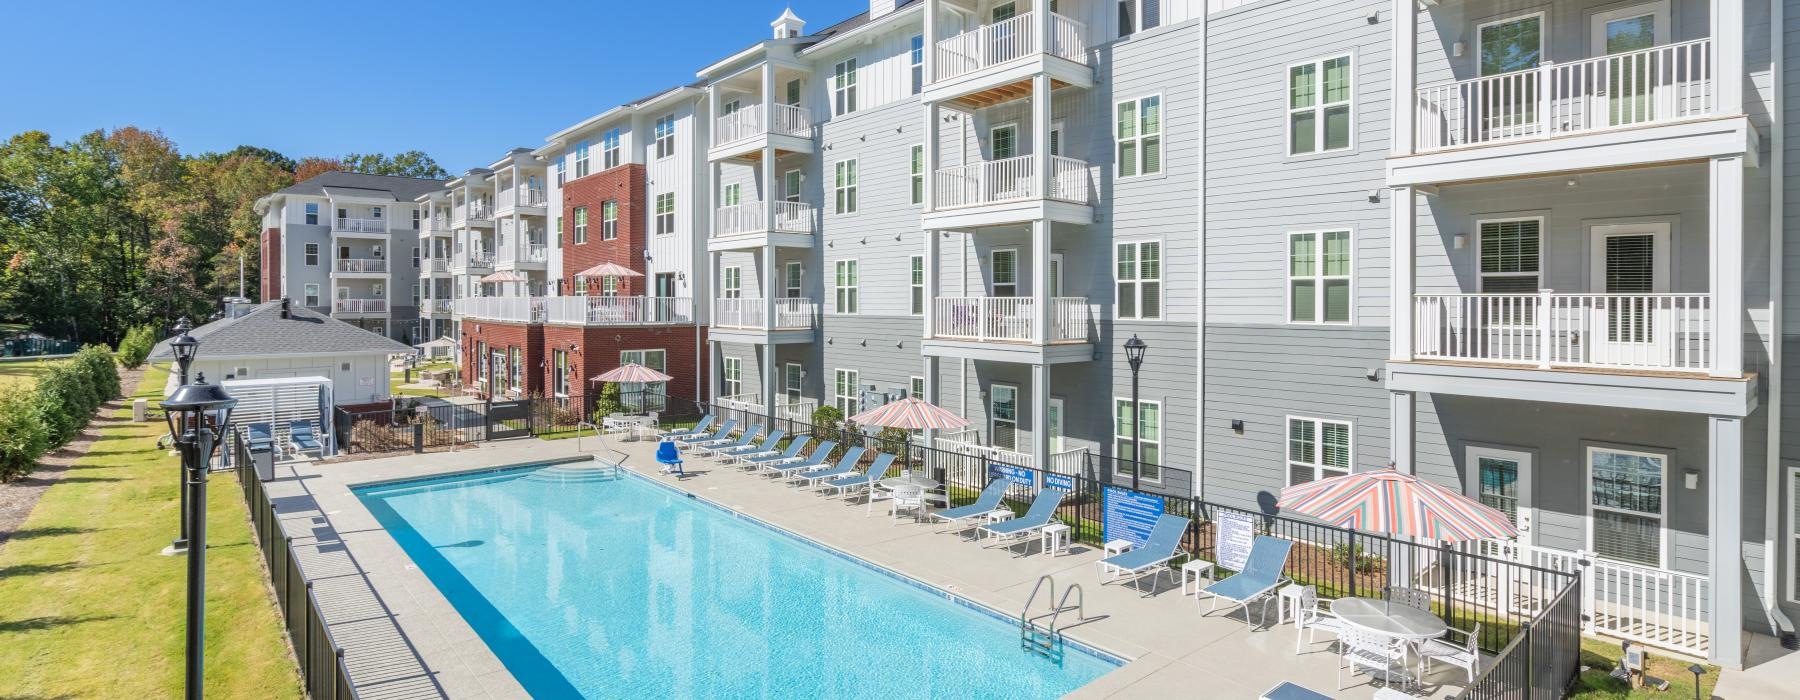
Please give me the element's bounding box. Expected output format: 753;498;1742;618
162;316;199;556
1688;663;1704;700
161;374;237;700
1123;334;1147;490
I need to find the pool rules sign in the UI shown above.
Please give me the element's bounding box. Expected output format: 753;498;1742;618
1215;510;1256;573
1101;486;1163;549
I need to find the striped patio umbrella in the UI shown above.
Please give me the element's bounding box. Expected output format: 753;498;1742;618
479;270;526;283
574;262;643;279
1276;469;1518;542
590;363;673;384
848;397;970;430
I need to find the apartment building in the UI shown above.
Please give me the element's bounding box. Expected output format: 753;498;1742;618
255;171;446;343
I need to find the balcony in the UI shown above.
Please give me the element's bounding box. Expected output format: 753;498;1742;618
453;203;494;229
923;296;1092;364
333;217;387;235
709;201;816;250
427;215;453;234
922;11;1092;106
497;240;549;270
710;104;813;161
543;296;694;326
451;251;493;274
496;187;547;214
422;258;448;273
455;297;545;324
422;299;454;315
332;298;388;315
333;258;387;275
710;297;816;345
924;155;1091;229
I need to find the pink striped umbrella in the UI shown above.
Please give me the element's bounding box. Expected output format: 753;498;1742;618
848;397;970;430
1276;469;1517;542
574;262;643;279
590;363;673;384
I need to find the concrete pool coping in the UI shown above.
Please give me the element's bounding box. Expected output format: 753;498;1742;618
268;437;1471;699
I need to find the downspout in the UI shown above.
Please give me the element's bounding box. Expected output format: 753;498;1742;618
1764;0;1796;644
1195;8;1208;500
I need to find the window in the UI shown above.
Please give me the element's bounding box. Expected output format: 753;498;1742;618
601;276;618;297
991;124;1018;160
834;260;859;313
783;169;802;203
370;206;383;220
910;255;925;315
303;283;320;307
1115;96;1162;177
655;193;676;234
723;183;741;207
785;79;802;106
1289;55;1354;155
412;246;420;268
910;35;924;94
833;59;858;116
602;201;618;241
410;283;419;305
834;159;857;214
304;243;319;266
602;128;622;169
723;357;742;397
785;363;804;401
1589;447;1666;568
1478;218;1542;293
509;346;523;392
910;145;924;205
1478;13;1544;76
339;245;350;260
654;115;675;159
554;216;563;245
1287;230;1352;324
722;99;741;115
991;249;1018;297
1287;417;1351;486
991;385;1019;450
1117;0;1160;39
834;369;860;416
910;376;925;400
555;161;565;188
304;203;319;225
722;267;742;298
575;141;591;178
336;207;348;222
573;206;588;244
412;209;421;231
783;262;802;298
620;350;668;411
372;282;384;298
1115;241;1162;320
1115;399;1162;481
552;350;570;396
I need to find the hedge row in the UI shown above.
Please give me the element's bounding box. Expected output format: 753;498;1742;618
0;345;122;481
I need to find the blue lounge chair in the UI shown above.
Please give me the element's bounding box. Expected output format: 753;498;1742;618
768;440;838;479
819;453;896;498
795;447;868;489
978;488;1067;555
927;478;1012;536
675;419;735;448
655;440;684;477
722;429;785;465
1201;535;1295;628
1098;514;1192;596
244;422;274;452
659;414;714;439
744;436;809;469
288;420;323;457
695;424;761;457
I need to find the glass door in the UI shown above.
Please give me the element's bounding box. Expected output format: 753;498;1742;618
989;384;1018;451
1587;223;1671;365
1475;13;1544;139
1467;446;1534;542
1591;2;1671;127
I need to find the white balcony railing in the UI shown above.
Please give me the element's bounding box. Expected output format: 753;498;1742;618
430;215;453;232
467;202;492;220
462;251;494;268
455;296;545;323
713;200;817;237
542;296;694;325
1415;38;1713;151
334;258;387;273
523;244;548;263
713;103;812;147
933;11;1088;83
932;155;1089;209
334;217;387;233
423;258;448;273
333;298;388;314
713;297;816;330
1413;292;1713;372
428;299;453;313
930;296;1090;343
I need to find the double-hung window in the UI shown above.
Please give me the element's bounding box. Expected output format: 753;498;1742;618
722;267;742;299
1117;0;1160;38
1115;399;1162;481
1588;447;1666;568
1478;218;1542;293
722;183;741;207
602;128;622;169
783;262;803;298
910;255;925;315
303;283;320;307
509;347;523;392
411;246;420;267
991;124;1018;160
602;201;618;240
991;249;1018;297
910;35;924;94
1287;417;1351;486
575;141;591;178
991;385;1019;450
1115;96;1162;177
1288;230;1352;324
723;357;742;397
655;193;676;234
601;276;618;297
834;160;857;214
620;350;668;411
834;369;860;416
412;210;421;231
552;350;570;396
573;206;588;244
833;59;858;116
304;243;319;266
555;161;565;188
304;203;319;225
654;116;676;159
1115;241;1162;320
834;260;859;313
1288;55;1353;155
910;145;924;205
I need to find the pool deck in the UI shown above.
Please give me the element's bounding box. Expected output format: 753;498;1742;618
269;436;1475;699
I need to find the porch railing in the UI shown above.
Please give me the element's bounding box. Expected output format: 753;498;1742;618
334;217;386;233
1416;38;1714;151
333;298;387;314
930;296;1090;343
423;258;448;272
454;296;543;323
713;297;816;330
334;258;387;273
713;104;812;147
1413;292;1712;372
933;155;1090;209
713;200;816;236
522;244;547;263
499;187;545;208
540;296;693;325
933;11;1088;83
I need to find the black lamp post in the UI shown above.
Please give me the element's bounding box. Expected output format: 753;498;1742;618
1123;334;1147;490
161;373;237;700
163;317;200;556
1688;663;1704;700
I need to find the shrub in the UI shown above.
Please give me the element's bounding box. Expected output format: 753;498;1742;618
591;383;624;423
349;419;412;453
1329;542;1383;574
810;405;843;433
76;345;120;400
0;348;117;481
0;392;50;481
115;325;155;369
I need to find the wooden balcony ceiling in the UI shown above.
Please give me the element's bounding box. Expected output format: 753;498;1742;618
953;77;1072;109
724;146;805;163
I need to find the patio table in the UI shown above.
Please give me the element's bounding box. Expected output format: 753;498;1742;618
878;475;941;521
1331;597;1448;642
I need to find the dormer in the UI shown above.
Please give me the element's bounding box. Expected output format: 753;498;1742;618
772;8;804;39
868;1;896;20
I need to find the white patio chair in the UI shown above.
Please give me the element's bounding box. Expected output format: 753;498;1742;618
1416;622;1481;684
1291;585;1345;655
1339;628;1410;691
1387;586;1432;613
888;486;926;525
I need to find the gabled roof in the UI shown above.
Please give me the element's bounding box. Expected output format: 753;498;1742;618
149;300;414;361
272;170;448;202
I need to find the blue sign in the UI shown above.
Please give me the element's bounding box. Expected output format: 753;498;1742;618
987;463;1036;489
1043;472;1074;492
1102;486;1164;549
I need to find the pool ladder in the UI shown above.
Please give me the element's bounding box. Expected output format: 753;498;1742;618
1020;575;1097;662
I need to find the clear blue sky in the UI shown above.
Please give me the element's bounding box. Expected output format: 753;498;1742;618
3;0;858;173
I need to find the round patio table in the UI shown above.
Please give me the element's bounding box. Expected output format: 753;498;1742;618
879;475;940;491
1330;597;1448;641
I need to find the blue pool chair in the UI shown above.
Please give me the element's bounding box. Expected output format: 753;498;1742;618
769;441;838;480
696;424;762;457
660;414;714;440
288;420;323;457
655;440;684;477
722;429;785;465
978;489;1067;555
745;437;810;470
795;446;868;489
819;452;896;498
244;422;274;452
1201;535;1295;628
927;478;1012;535
1098;514;1193;596
675;419;734;448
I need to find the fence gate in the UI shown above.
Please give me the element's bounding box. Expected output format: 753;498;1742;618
484;399;532;440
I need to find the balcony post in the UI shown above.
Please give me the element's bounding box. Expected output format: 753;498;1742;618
1537;289;1554;368
923;0;937;85
1031;220;1051;345
708;85;721;149
708;340;723;403
1706;414;1744;668
763;244;777;330
923;229;939;338
1036;2;1051;57
1390;0;1416;156
1713;0;1743;115
1710;155;1744;378
1389;390;1414;474
1030;363;1050;475
761;345;778;424
923;354;939;478
924;101;940;212
1389;185;1415;361
1033;72;1052;199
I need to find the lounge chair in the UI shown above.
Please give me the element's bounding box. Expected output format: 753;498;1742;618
1200;535;1294;629
659;414;714;439
674;419;735;448
1097;514;1192;596
287;420;323;457
744;437;809;470
767;440;838;479
695;424;761;457
819;453;896;498
721;429;785;465
795;447;869;489
977;488;1067;555
926;478;1011;536
244;422;274;452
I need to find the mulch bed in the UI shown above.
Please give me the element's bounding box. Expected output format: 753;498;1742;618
0;367;147;553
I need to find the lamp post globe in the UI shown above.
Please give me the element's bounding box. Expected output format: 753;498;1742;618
161;373;236;700
163;317;202;556
1122;334;1148;489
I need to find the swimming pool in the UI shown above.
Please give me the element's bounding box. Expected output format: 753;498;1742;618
354;461;1120;698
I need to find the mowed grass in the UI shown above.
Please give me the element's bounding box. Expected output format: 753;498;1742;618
0;366;301;698
389;360;453;398
0;357;65;390
1569;637;1717;699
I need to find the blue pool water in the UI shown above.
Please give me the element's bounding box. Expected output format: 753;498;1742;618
354;462;1120;699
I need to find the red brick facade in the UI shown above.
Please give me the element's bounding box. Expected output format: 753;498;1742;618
260;227;281;302
457;320;543;398
458;319;707;402
561;164;648;296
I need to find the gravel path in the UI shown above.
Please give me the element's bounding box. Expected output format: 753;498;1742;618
0;367;147;553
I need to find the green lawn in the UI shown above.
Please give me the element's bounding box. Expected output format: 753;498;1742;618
1569;637;1717;699
0;357;64;390
389;361;453;398
0;366;302;698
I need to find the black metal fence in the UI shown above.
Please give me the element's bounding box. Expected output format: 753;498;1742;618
1458;577;1585;699
231;434;358;699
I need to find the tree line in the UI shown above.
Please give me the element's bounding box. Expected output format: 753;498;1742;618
0;127;448;345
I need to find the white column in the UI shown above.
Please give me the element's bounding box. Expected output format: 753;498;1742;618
1030;363;1050;472
923;101;940;212
1713;0;1744;115
1710;155;1744;378
1031;220;1051;345
1389;390;1414;473
923;228;940;338
923;354;941;475
762;343;778;417
763;244;778;330
1032;73;1052;198
708;340;722;402
923;0;937;86
1390;185;1415;361
761;61;778;234
1391;0;1417;156
1708;414;1744;668
707;86;720;151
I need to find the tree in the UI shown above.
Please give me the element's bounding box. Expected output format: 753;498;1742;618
221;145;295;173
293;156;342;182
340;151;449;179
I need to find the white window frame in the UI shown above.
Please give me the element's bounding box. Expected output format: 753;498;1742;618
1476;11;1547;77
1285;415;1353;486
990;383;1019;451
783;169;803;203
910;144;924;205
620;349;668;411
575;140;591;178
1585;445;1669;570
910;255;925;315
990;248;1019;297
654;115;676;160
573;206;588;244
303;283;320;307
834;368;860;416
1114;397;1163;482
723;183;742;207
1114;240;1163;320
784;362;804;401
722;267;742;299
1114;95;1162;177
910;376;926;400
303;202;319;225
1285;229;1354;326
834;159;858;214
1476;216;1545;293
602;128;622;169
833;59;858;116
601;276;618;297
990;122;1019;160
552;349;570;397
303;243;319;266
1286;54;1355;156
412;209;421;231
601;201;618;241
411;246;420;268
655;192;676;234
1116;0;1161;38
555;161;565;188
910;35;925;94
370;206;383;220
834;259;860;314
723;357;742;397
783;261;803;298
